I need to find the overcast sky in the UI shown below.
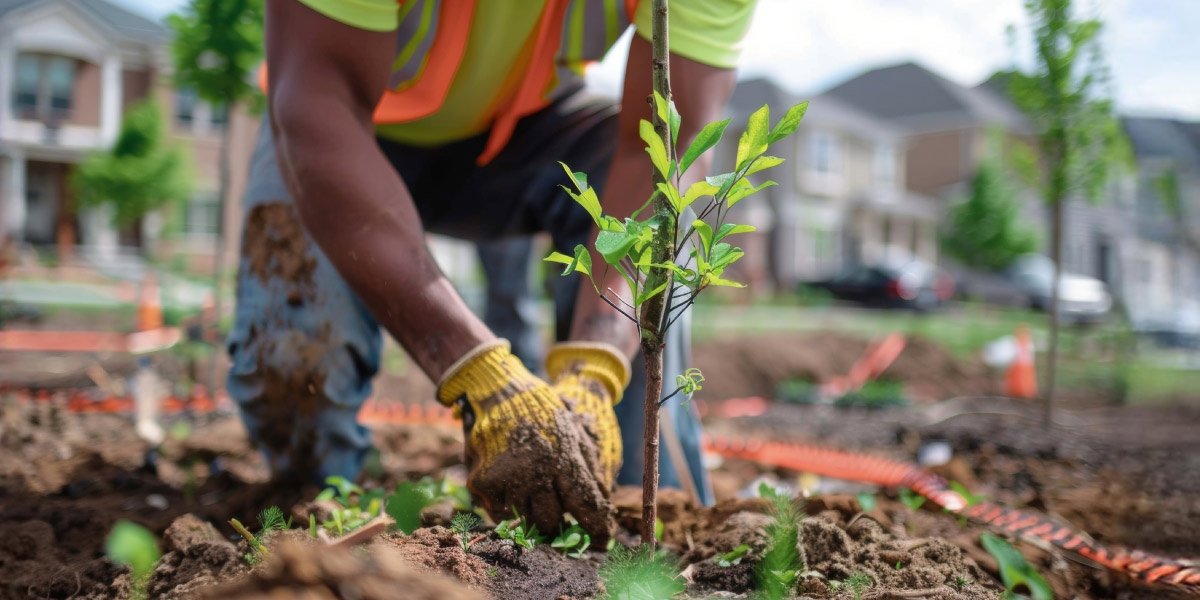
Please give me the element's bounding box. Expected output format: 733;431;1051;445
117;0;1199;119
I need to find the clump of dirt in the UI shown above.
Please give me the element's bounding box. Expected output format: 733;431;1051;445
471;538;602;600
203;539;482;600
149;514;246;598
241;202;317;290
693;331;995;403
377;526;491;588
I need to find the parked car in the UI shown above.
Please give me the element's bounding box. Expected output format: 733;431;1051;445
1006;254;1112;324
812;258;955;311
946;264;1033;308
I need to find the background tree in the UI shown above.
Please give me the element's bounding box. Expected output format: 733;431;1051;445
168;0;264;390
73;100;190;230
1005;0;1129;426
942;158;1038;271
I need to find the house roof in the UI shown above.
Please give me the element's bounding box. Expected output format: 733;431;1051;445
0;0;167;44
730;77;904;142
1123;117;1200;168
822;61;1029;134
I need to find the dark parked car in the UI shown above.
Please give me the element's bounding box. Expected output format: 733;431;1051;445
813;259;955;311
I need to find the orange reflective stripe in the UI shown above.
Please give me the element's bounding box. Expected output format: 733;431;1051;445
374;0;475;123
477;0;570;164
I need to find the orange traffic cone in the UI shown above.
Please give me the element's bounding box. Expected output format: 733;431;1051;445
1006;326;1038;399
136;273;163;332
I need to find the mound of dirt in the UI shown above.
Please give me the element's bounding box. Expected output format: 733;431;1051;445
693;331;995;403
203;539;482;600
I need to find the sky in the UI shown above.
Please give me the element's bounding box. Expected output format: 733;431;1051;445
118;0;1199;119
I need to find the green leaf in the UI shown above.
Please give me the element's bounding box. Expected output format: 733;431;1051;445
681;180;719;210
596;229;638;265
558;161;589;193
727;180;777;207
544;245;592;277
635;280;669;307
746;155;785;176
717;543;750;567
652;91;669;127
709;243;744;272
714;223;756;244
679;117;730;175
387;481;434;534
656;182;684;214
562;185;602;226
980;533;1053;600
767;101;809;144
736;105;770;170
106;520;161;579
704;273;746;288
692;219;714;257
640;119;670;177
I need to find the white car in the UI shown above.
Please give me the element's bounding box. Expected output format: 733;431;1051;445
1008;254;1112;324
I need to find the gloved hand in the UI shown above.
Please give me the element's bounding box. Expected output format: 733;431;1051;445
437;340;612;539
545;343;630;489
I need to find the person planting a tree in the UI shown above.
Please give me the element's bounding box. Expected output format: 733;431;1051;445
233;0;755;539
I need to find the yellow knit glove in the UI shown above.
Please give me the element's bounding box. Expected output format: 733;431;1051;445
437;340;612;539
545;343;630;488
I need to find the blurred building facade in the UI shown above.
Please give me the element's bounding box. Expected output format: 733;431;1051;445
724;60;1200;325
0;0;257;272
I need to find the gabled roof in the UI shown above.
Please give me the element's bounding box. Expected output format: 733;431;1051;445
1123;117;1200;169
822;61;1029;134
730;77;904;142
0;0;167;44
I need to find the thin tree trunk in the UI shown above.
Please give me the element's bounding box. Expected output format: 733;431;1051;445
638;0;672;548
208;110;233;393
1044;195;1063;428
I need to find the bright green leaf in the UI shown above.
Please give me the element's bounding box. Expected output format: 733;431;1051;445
680;118;730;175
106;520;161;579
727;180;777;207
596;229;638;265
558;161;589;193
657;182;684;214
746;155;785;176
703;273;746;288
714;223;757;244
980;533;1053;600
681;180;719;210
767;101;809;144
692;219;714;257
387;482;434;535
709;243;744;271
635;280;669;307
640;119;670;177
736;105;770;170
562;186;602;226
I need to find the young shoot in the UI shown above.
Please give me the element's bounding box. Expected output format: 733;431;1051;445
495;510;543;550
106;520;161;600
756;485;806;600
598;544;684;600
980;533;1052;600
551;522;592;559
450;512;481;552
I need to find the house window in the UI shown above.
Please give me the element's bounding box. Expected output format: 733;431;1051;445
210;102;228;128
185;193;220;236
175;88;197;127
12;53;76;120
874;143;896;184
809;132;840;174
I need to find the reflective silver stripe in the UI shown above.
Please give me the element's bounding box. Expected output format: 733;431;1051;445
389;0;439;89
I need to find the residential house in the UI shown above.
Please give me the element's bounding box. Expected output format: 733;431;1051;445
718;77;940;290
0;0;257;272
823;60;1195;323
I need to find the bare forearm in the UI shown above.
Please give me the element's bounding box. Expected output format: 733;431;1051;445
273;106;492;380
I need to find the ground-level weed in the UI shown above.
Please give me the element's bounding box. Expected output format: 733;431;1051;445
105;520;160;600
981;533;1052;600
551;522;591;558
451;512;481;551
756;484;805;600
495;510;543;550
599;544;683;600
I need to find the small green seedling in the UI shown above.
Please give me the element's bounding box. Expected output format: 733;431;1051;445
950;575;971;592
949;481;984;507
898;487;926;511
715;543;750;567
317;475;364;504
451;512;481;552
308;514;318;539
386;480;434;535
846;571;873;600
106;520;160;600
598;544;684;600
756;485;805;600
894;560;904;570
980;533;1052;600
856;491;877;512
231;505;291;564
551;522;592;559
258;505;291;532
495;510;543;550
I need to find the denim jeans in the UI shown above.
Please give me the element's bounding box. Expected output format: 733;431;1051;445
227;89;713;504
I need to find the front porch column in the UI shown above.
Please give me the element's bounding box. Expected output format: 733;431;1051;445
2;152;26;240
100;53;123;145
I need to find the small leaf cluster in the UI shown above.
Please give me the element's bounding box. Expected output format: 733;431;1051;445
105;520;161;600
898;487;927;511
495;510;544;550
450;512;481;551
715;543;750;567
980;533;1052;600
545;94;807;326
313;476;388;537
598;544;684;600
756;484;806;600
230;505;292;564
551;522;592;558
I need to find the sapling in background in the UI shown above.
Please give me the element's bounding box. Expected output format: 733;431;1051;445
545;0;807;546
